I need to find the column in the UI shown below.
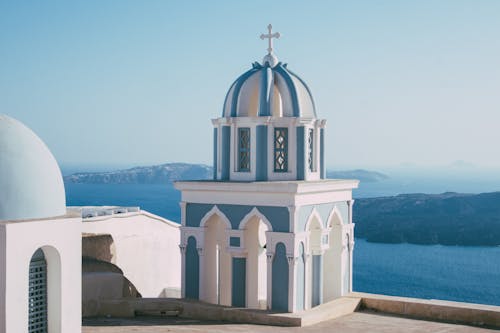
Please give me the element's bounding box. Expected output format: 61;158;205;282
266;252;274;310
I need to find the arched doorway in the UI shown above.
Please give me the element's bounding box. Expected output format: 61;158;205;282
323;211;342;302
202;214;231;305
271;242;288;311
29;249;48;333
29;246;61;333
243;215;269;309
185;236;199;299
307;214;323;307
296;242;306;311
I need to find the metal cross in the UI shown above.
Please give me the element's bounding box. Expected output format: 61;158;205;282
260;24;280;54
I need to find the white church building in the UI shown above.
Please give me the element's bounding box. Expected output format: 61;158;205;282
176;25;358;312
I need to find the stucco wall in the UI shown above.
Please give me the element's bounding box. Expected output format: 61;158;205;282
0;216;81;333
81;211;181;297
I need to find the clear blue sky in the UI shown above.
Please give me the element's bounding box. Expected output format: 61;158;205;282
1;1;499;170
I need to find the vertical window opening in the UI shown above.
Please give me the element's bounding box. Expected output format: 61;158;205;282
274;128;288;172
238;128;250;172
29;249;47;333
308;128;315;172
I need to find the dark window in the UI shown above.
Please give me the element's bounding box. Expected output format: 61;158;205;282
29;249;47;333
274;127;288;172
238;128;250;172
308;128;315;172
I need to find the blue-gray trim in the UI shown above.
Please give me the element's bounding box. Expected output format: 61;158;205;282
186;203;290;232
274;64;300;117
287;68;317;118
296;126;305;180
229;68;259;117
232;257;246;307
221;126;231;180
213;128;218;180
259;66;273;117
229;237;240;247
185;236;199;299
312;254;322;307
296;242;305;311
272;242;289;312
320;128;325;179
256;125;268;181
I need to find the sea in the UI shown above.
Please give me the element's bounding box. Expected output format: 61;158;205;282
65;168;500;306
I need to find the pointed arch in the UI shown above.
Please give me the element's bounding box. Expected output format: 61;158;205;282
326;206;344;228
238;207;273;232
304;208;324;232
199;205;232;229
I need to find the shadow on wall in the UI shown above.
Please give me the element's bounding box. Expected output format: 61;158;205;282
82;234;141;317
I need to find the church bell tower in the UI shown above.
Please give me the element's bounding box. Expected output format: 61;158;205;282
176;25;358;312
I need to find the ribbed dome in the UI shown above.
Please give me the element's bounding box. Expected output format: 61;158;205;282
0;114;66;221
222;62;316;118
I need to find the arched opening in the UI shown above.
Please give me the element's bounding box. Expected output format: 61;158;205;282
29;249;48;333
271;242;288;311
323;211;342;302
296;242;306;311
243;215;269;309
203;214;231;305
185;236;199;299
307;214;323;307
29;246;61;333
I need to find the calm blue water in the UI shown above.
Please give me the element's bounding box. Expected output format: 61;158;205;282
354;239;500;306
65;181;500;306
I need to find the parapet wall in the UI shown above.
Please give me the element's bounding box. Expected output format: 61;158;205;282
350;292;500;328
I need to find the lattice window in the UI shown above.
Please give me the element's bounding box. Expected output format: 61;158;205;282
274;127;288;172
308;128;315;172
238;128;250;172
29;251;47;333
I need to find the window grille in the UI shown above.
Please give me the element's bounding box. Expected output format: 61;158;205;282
308;128;315;172
238;128;250;172
274;128;288;172
29;250;47;333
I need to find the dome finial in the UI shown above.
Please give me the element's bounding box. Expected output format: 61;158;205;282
260;24;280;67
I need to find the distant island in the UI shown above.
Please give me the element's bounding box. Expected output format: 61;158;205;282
64;163;500;246
63;163;388;184
63;163;213;184
355;192;500;246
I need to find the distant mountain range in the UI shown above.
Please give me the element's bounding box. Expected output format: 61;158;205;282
327;169;389;183
63;163;388;184
63;163;213;184
64;163;500;246
355;192;500;246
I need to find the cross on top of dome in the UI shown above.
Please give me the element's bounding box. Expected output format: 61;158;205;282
260;24;280;55
260;24;280;67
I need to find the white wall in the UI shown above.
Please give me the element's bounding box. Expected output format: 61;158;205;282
0;215;81;333
81;211;181;297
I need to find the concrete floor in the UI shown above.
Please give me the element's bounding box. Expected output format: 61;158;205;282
83;311;497;333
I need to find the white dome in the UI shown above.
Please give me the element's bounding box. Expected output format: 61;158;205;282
222;62;316;118
0;115;66;221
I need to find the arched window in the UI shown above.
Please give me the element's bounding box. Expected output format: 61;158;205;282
29;248;47;333
274;128;288;172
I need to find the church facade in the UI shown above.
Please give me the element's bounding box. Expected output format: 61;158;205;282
176;25;358;312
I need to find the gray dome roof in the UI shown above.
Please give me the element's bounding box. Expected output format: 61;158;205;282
0;115;66;221
222;62;316;118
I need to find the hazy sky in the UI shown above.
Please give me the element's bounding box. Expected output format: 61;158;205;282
1;1;499;169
